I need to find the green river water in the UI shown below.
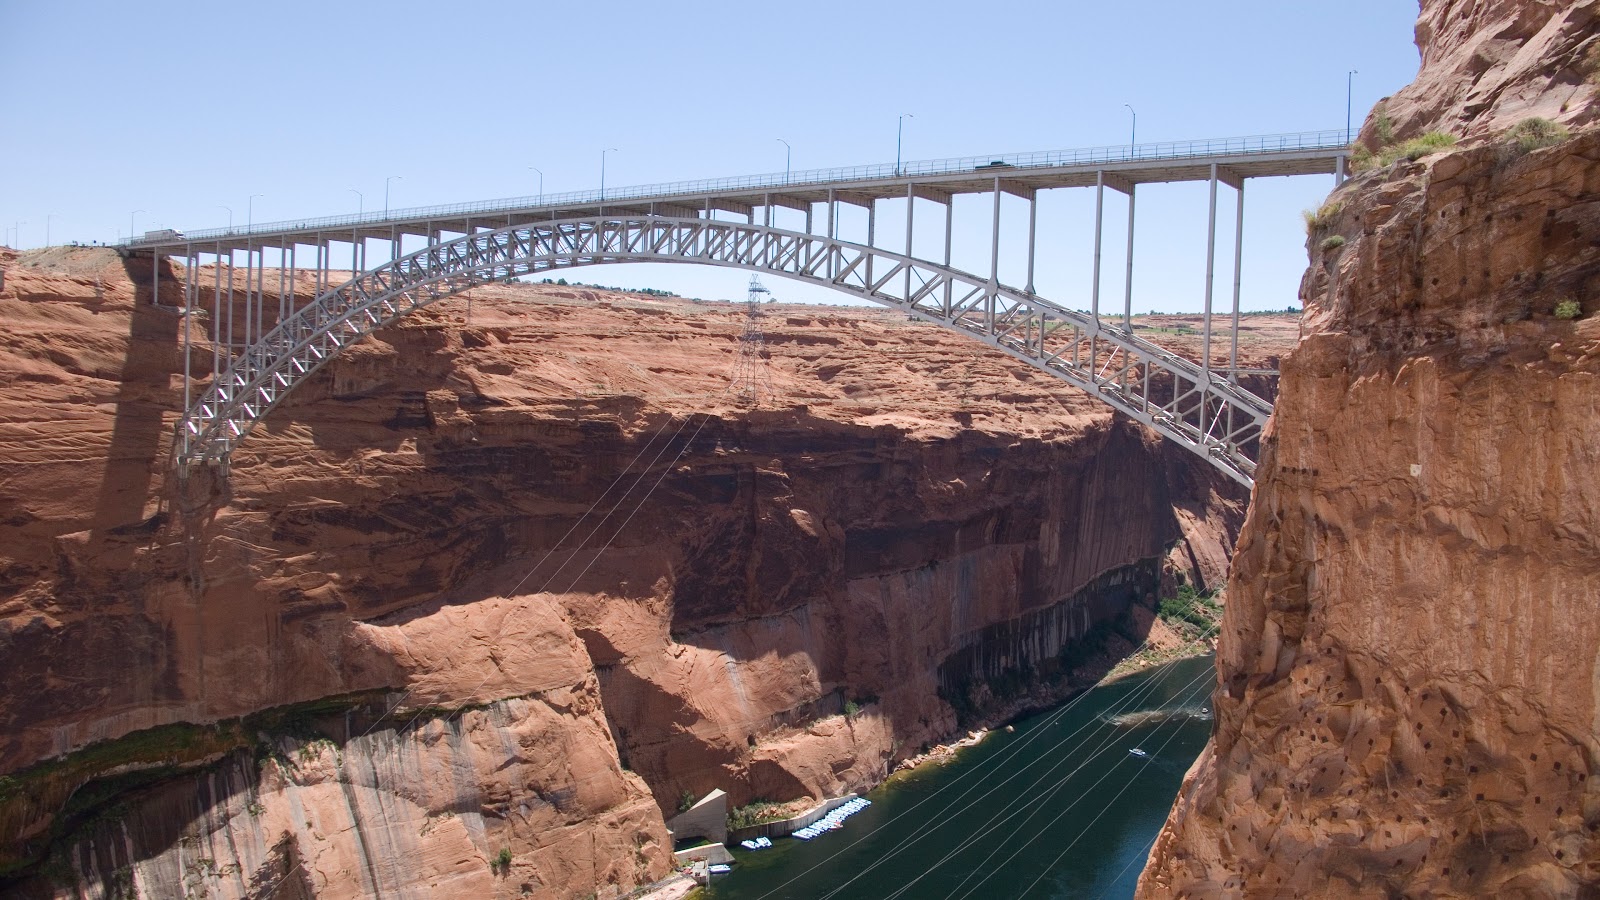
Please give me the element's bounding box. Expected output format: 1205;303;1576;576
700;654;1215;900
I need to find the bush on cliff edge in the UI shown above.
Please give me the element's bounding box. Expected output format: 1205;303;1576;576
1507;117;1570;155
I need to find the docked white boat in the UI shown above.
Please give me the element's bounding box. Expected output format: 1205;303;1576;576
1129;748;1149;758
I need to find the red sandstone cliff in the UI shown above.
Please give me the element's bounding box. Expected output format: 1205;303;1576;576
1362;0;1599;142
0;247;1271;898
1140;2;1600;896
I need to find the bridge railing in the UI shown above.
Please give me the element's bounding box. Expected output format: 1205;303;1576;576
126;128;1348;247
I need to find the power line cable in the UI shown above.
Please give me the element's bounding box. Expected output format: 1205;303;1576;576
833;654;1189;900
813;623;1220;900
923;630;1222;899
866;640;1219;900
750;626;1185;900
954;659;1216;900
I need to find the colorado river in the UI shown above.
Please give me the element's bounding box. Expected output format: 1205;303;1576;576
702;654;1215;899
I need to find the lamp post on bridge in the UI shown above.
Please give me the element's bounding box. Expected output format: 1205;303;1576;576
348;189;363;216
600;148;618;206
528;167;543;205
247;194;262;230
1124;104;1136;155
385;176;402;218
776;138;791;184
1346;70;1359;142
130;210;143;241
12;221;24;250
896;114;913;176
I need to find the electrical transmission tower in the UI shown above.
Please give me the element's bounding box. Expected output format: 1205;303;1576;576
729;275;775;406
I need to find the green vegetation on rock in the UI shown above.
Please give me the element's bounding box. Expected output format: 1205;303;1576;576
1302;200;1343;236
1378;131;1457;166
1507;117;1570;154
1158;583;1219;633
728;799;798;830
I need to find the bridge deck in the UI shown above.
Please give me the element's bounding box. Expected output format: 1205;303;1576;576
126;130;1348;257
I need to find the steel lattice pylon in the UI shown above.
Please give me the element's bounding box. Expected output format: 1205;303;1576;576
171;215;1274;486
729;276;775;406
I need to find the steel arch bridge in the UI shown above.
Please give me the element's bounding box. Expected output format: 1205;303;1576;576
180;215;1272;483
132;129;1352;487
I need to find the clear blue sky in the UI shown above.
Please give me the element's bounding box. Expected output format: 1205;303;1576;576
0;1;1421;310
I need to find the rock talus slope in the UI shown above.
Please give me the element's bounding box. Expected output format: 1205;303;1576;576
0;248;1266;898
1140;3;1600;896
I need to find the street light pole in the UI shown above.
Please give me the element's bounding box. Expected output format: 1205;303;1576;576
45;214;52;248
385;176;402;217
600;148;618;204
130;210;143;240
348;189;363;216
896;114;913;176
777;138;791;184
14;221;25;249
216;206;233;229
528;167;543;204
247;194;263;230
1124;104;1136;154
1346;70;1359;142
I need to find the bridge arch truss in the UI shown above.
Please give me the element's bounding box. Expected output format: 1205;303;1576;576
174;214;1273;486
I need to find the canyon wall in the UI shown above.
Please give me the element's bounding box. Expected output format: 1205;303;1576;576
0;249;1259;898
1141;2;1600;896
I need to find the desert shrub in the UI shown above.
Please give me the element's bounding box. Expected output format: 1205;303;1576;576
1555;298;1582;320
1378;131;1457;166
1320;235;1347;251
1158;584;1216;631
1372;106;1396;146
1302;200;1343;235
1348;143;1375;172
728;799;793;830
1507;117;1570;154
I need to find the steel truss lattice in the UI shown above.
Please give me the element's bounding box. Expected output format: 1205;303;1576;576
730;275;775;407
175;216;1273;486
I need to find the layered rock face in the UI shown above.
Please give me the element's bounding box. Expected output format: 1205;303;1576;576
1364;0;1599;142
1141;4;1600;895
0;248;1262;898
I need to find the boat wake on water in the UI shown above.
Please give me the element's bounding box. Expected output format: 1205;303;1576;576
1103;704;1212;728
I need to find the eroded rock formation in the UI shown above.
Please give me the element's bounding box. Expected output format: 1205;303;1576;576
1363;0;1600;142
0;248;1271;898
1140;2;1600;895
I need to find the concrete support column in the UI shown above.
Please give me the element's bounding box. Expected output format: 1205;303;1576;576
904;182;915;301
865;201;875;290
943;197;953;318
1091;171;1104;320
1025;191;1038;294
1123;185;1136;332
1202;163;1219;441
1230;181;1245;380
989;177;1002;332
